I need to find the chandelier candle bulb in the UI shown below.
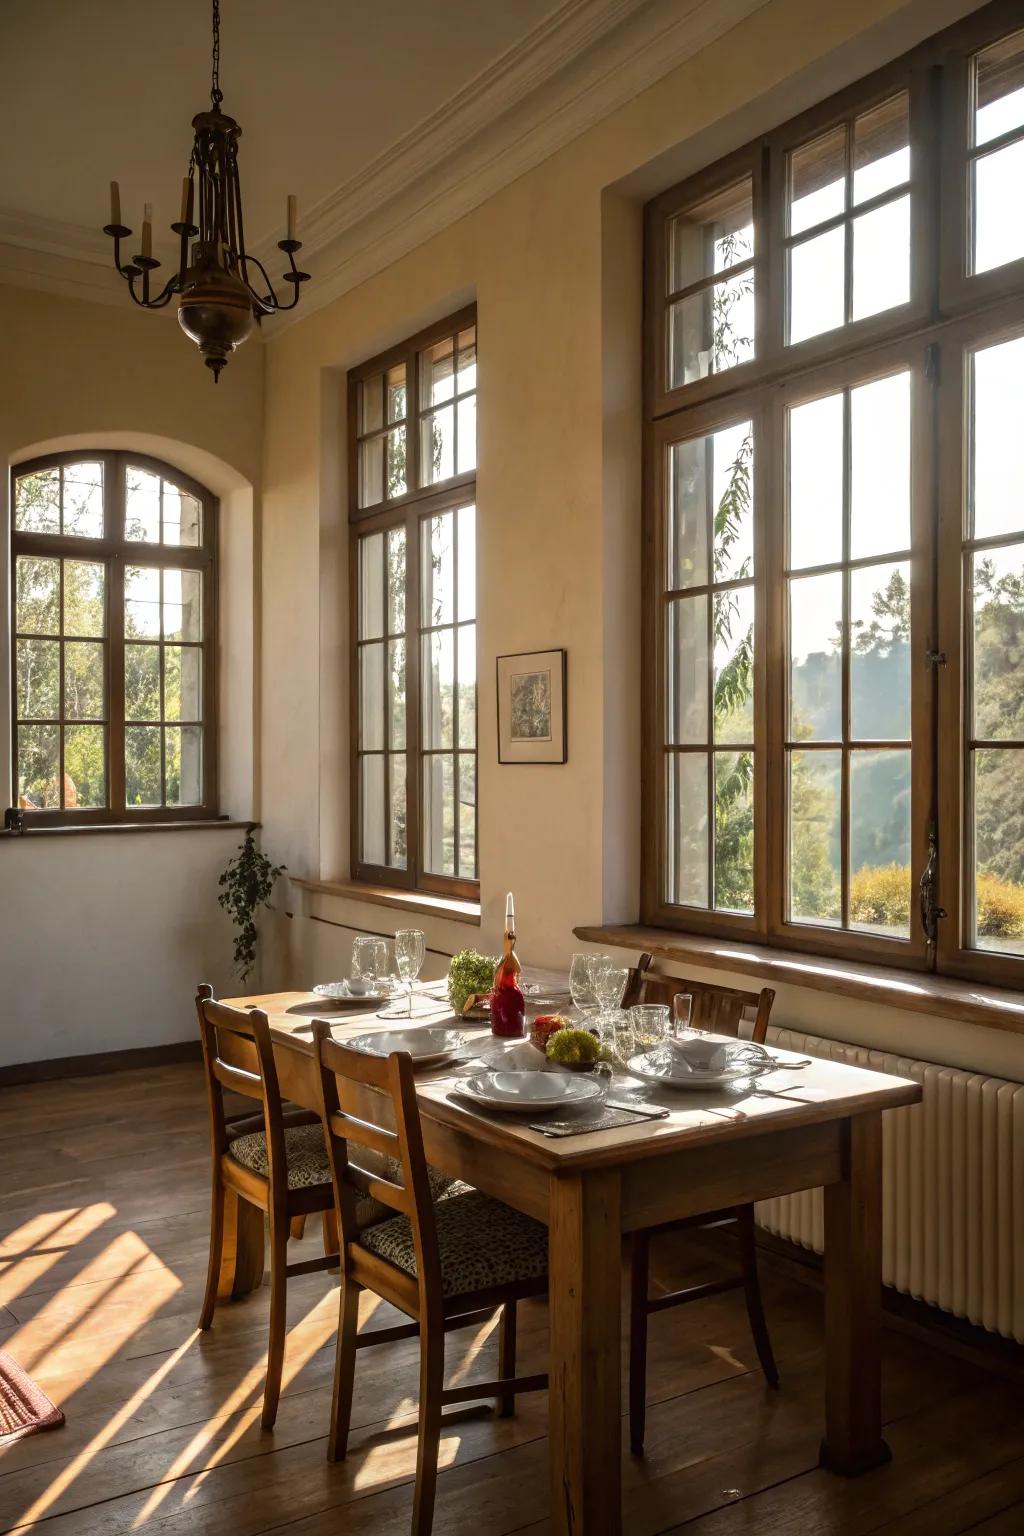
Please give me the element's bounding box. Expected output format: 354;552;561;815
287;195;296;241
141;204;153;259
180;178;190;224
109;181;121;227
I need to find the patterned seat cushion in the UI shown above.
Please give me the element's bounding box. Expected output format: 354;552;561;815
358;1189;548;1296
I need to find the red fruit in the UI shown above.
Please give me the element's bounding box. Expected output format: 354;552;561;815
530;1012;569;1053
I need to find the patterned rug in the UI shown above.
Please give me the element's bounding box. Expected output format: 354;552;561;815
0;1351;64;1444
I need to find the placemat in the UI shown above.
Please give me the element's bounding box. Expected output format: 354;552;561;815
529;1101;669;1137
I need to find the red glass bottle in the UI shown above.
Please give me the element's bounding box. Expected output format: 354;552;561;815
490;892;526;1037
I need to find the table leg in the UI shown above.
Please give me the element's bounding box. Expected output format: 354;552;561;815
820;1110;890;1475
549;1169;622;1535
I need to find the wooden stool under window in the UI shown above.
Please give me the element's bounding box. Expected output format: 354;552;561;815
311;1020;549;1536
623;955;779;1455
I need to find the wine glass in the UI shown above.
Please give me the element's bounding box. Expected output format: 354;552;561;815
352;936;388;991
394;929;426;1018
569;953;599;1014
593;964;629;1016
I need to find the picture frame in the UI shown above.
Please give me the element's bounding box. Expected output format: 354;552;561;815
496;648;567;764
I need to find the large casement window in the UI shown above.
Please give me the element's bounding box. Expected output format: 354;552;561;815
642;0;1024;985
349;308;478;898
10;451;217;824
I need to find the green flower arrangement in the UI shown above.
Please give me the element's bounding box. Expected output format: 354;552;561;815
448;948;497;1015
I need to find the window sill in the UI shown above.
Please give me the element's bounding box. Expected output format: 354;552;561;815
573;922;1024;1038
290;876;481;927
1;818;255;839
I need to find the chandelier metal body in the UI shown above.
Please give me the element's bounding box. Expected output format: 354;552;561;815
102;0;309;380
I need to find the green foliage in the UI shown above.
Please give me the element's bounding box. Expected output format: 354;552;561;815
976;871;1024;939
217;831;285;982
546;1027;601;1066
447;948;497;1014
849;863;911;930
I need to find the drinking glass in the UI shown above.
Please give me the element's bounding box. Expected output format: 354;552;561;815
569;953;599;1014
672;992;695;1036
352;936;388;988
628;1004;671;1053
394;928;426;1017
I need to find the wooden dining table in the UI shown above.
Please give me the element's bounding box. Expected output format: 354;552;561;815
223;980;922;1536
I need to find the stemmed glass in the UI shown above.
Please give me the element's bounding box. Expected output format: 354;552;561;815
569;953;601;1015
352;936;388;990
592;964;629;1017
394;928;426;1018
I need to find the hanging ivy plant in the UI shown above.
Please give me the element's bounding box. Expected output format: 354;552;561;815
218;829;285;982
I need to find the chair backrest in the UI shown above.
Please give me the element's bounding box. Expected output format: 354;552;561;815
311;1021;442;1303
623;955;775;1043
195;984;289;1191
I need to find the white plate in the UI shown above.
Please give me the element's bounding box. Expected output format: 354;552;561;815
456;1071;605;1113
627;1048;776;1091
346;1028;466;1066
313;981;391;1007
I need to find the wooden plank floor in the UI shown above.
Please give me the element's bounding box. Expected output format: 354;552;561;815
1;1061;1022;1535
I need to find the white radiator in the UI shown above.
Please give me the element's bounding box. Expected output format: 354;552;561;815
756;1028;1024;1344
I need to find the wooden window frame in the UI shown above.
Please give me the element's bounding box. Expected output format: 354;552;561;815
10;449;219;827
348;306;479;901
642;0;1024;987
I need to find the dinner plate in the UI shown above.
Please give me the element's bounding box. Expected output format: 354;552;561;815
626;1047;777;1091
456;1071;605;1113
313;980;391;1007
345;1028;466;1066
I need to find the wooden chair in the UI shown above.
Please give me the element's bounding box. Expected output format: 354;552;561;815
623;955;779;1455
312;1020;549;1536
195;985;342;1430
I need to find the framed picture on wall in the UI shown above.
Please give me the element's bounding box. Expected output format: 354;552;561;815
496;649;567;764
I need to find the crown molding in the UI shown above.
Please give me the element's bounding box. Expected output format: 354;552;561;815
0;0;769;321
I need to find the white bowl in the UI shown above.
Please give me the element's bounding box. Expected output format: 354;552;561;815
457;1071;605;1113
346;1028;466;1066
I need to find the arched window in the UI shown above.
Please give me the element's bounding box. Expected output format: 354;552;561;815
11;451;218;824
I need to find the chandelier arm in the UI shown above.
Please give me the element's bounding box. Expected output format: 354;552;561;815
234;252;281;310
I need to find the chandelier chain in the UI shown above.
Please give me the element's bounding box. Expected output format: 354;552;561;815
210;0;223;108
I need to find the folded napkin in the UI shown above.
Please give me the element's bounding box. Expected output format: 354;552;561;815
667;1033;770;1074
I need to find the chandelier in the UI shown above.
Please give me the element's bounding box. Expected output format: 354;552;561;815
102;0;309;381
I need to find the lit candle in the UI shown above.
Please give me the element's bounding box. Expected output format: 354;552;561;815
141;203;152;259
287;194;296;241
109;180;121;227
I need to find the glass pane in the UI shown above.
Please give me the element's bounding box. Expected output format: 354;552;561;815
359;532;384;641
16;639;59;720
714;586;754;743
125;644;161;722
422;629;454;749
668;178;754;291
973;545;1024;739
62;461;104;538
973;139;1024;276
63;725;105;809
125;565;161;639
125;725;162;807
853;94;910;203
974;748;1024;952
974;29;1024;146
386;426;407;499
852;196;910;320
420;405;455;486
457;327;477;393
385;528;406;635
126;466;161;542
667;596;708;745
788;392;843;570
359;642;385;751
421;512;455;626
458;623;477;749
849;749;911;936
16;556;60;635
360;754;385;866
711;423;754;582
972;335;1024;540
163;485;201;546
163;569;202;641
790;572;842;740
851;372;912;560
789;749;841;924
423;754;455;876
458;505;476;621
851;562;911;740
665;753;709;908
666;437;709;590
389;753;407;869
17;723;59;808
359;373;383;435
421;337;455;405
714;751;754;913
387;364;407;423
459;756;477;879
64;641;105;721
15;468;60;534
789;226;845;344
359;437;384;509
790;125;846;235
457;394;477;474
389;638;406;750
64;560;105;637
164;646;202;722
165;725;203;806
668;272;755;388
